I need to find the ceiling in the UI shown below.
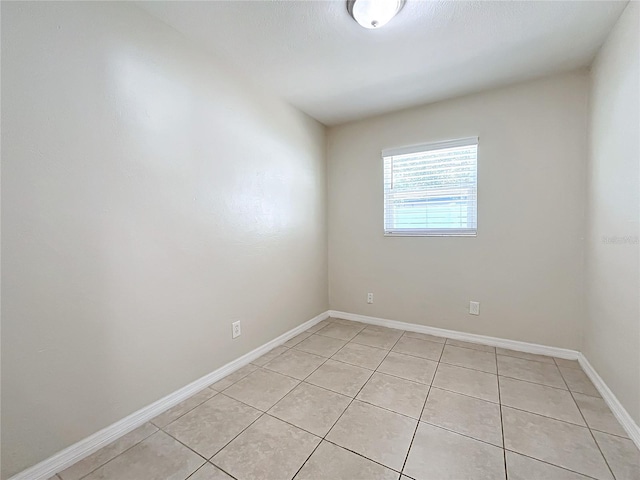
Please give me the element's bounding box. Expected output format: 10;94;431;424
138;1;627;126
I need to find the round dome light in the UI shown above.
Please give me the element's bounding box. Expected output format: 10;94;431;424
347;0;405;29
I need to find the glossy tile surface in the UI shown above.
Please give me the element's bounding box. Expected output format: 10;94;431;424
212;415;320;480
499;376;585;425
506;451;594;480
163;394;261;458
560;366;601;397
441;344;497;373
376;351;437;384
59;423;158;480
54;318;636;480
573;392;629;437
151;389;217;428
497;355;567;389
422;387;503;446
327;400;417;471
263;348;325;380
392;336;444;361
305;358;372;396
331;342;388;370
294;441;398;480
315;322;364;341
356;372;429;418
188;463;234;480
351;326;403;349
502;407;613;480
432;363;499;403
268;382;351;436
82;431;204;480
294;334;347;357
404;422;505;480
593;431;640;480
222;368;299;411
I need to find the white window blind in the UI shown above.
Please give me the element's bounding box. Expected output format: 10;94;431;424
383;137;478;236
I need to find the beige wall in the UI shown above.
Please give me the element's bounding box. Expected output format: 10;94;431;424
584;2;640;425
328;72;589;349
0;2;327;477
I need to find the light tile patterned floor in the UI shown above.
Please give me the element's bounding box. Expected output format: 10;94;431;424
52;318;640;480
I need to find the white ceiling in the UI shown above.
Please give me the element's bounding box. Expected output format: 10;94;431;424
138;0;627;125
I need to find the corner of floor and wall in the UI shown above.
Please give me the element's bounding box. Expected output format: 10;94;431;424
1;1;638;479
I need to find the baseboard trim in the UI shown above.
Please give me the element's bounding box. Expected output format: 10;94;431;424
11;309;640;479
578;353;640;449
329;310;580;359
330;310;640;448
10;310;330;480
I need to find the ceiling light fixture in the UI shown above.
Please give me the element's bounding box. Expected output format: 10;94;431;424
347;0;405;29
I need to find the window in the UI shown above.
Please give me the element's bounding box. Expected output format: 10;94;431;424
383;137;478;236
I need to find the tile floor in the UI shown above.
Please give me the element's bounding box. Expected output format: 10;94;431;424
51;318;640;480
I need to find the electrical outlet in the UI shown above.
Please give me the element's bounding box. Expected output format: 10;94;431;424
232;321;241;339
469;301;480;316
367;293;374;304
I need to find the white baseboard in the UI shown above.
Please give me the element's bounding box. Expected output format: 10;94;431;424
10;310;330;480
330;310;640;449
12;309;640;479
329;310;580;359
578;354;640;449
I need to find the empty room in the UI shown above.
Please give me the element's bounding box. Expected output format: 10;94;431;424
1;1;639;479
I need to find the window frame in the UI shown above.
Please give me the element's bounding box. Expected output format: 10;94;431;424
382;136;478;237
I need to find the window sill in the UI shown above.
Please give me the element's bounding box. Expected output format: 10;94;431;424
384;232;477;237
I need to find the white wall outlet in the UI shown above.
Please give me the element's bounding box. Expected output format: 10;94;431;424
232;321;241;339
469;301;480;316
367;293;374;304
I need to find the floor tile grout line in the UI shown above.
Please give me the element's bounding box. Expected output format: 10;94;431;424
500;403;611;432
496;346;508;480
403;331;445;345
439;358;497;375
499;402;591;428
497;372;576;392
204;461;240;480
444;342;498;357
322;438;405;475
206;411;265;461
293;331;407;478
553;356;583;370
429;356;498;373
427;384;500;405
184;461;239;480
216;325;394;478
68;424;160;480
399;337;447;476
560;369;619;480
261;364;621;450
503;448;605;480
262;349;331;381
288;333;404;479
150;387;219;430
290;333;349;358
75;428;208;480
68;321;620;480
60;323;393;479
343;397;427;422
418;419;505;450
155;426;213;462
589;427;632;440
497;351;560;365
156;392;266;466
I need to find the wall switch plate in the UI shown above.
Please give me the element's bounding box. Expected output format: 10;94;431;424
367;293;374;304
469;301;480;316
232;321;241;339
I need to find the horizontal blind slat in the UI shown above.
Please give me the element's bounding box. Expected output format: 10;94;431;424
383;138;477;235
